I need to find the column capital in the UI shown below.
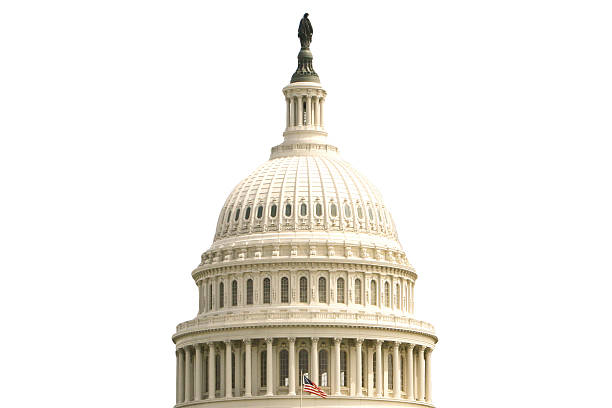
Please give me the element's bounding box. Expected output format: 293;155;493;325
243;338;252;345
355;338;364;345
393;341;401;349
333;337;342;344
425;347;433;355
224;340;232;346
207;341;215;349
265;337;273;344
375;339;383;346
407;343;415;351
311;337;319;343
288;337;296;343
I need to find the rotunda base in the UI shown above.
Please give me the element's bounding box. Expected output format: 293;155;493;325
176;396;434;408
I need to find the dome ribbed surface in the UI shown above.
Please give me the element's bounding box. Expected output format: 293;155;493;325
214;155;399;245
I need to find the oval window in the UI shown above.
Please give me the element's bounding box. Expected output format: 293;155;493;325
315;202;323;217
368;206;374;221
244;206;251;220
226;210;231;223
330;203;338;217
256;205;264;219
378;208;383;222
344;203;352;218
270;204;277;218
300;202;307;216
234;208;240;221
357;205;364;219
285;203;292;217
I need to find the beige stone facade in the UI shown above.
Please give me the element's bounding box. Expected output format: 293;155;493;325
173;28;437;408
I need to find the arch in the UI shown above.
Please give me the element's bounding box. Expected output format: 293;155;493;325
299;349;309;380
357;204;364;219
299;276;308;303
260;351;267;387
395;283;400;308
219;282;224;308
279;349;289;386
281;277;289;303
370;280;377;305
285;203;292;217
330;202;338;218
344;203;352;218
315;202;323;217
300;202;307;217
318;277;327;303
256;205;264;219
208;284;213;310
340;350;347;387
355;278;362;304
336;277;345;303
234;208;240;222
270;204;277;218
246;279;253;305
263;277;271;304
231;280;238;306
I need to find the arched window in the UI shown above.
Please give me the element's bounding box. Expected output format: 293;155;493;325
244;206;251;220
270;204;277;218
300;202;307;216
337;278;345;303
318;277;327;303
319;349;328;386
344;203;352;218
370;280;377;305
226;210;231;223
260;351;267;387
219;282;224;308
368;205;374;221
263;278;271;304
315;202;323;217
395;284;400;308
279;349;289;386
372;352;377;384
330;203;338;217
355;278;362;304
357;204;364;219
215;354;221;390
281;277;289;303
208;284;213;310
299;277;308;303
285;203;292;217
246;279;253;305
231;280;238;306
234;208;240;222
299;349;309;381
256;205;264;219
340;351;347;387
385;282;390;307
388;353;393;390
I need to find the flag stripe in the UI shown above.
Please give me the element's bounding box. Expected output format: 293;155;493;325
302;375;328;398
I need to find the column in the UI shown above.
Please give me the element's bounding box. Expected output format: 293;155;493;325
417;346;425;401
314;97;320;127
225;341;232;398
194;344;203;400
425;348;432;402
297;96;303;127
319;98;324;127
393;342;401;398
355;339;363;397
333;337;342;395
288;337;296;395
244;339;252;397
177;348;185;403
311;337;319;384
406;344;415;400
265;338;273;396
286;98;291;128
367;345;374;397
375;340;383;397
306;95;312;126
184;347;193;401
208;343;215;400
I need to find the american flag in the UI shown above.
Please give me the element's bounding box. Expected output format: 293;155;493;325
303;375;327;398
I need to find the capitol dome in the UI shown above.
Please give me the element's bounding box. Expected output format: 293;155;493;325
173;15;437;408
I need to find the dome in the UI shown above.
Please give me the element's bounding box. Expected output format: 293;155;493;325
213;154;400;248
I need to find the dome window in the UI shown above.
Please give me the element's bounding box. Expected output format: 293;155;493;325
226;210;231;223
285;203;292;217
244;206;251;220
270;204;277;218
357;205;364;219
368;205;374;221
344;203;352;218
315;202;323;217
256;205;264;219
234;208;240;222
300;202;307;216
330;203;338;218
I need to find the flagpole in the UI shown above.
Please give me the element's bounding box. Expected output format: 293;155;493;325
300;369;303;408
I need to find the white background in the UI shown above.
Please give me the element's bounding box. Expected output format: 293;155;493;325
1;1;611;407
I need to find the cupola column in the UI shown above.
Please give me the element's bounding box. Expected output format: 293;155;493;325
319;98;324;127
314;96;320;127
286;98;291;128
306;95;312;126
184;346;193;401
177;348;185;403
297;96;303;127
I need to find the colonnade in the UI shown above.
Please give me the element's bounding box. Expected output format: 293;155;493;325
285;94;325;129
175;337;432;404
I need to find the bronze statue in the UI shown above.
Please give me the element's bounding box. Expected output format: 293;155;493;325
298;13;313;48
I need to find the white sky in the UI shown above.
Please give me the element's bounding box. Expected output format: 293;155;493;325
1;1;611;407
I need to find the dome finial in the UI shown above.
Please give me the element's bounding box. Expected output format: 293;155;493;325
291;13;320;83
